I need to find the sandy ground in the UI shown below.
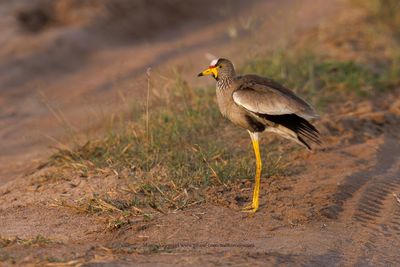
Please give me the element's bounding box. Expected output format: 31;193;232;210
1;0;400;266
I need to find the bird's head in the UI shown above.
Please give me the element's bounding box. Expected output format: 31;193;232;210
198;58;235;80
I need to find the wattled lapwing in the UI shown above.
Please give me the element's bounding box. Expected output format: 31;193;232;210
198;58;320;212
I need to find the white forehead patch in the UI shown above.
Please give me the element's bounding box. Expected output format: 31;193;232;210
210;59;219;66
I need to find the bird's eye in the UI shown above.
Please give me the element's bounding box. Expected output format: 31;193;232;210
219;65;222;68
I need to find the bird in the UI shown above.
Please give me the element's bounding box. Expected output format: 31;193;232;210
198;58;320;213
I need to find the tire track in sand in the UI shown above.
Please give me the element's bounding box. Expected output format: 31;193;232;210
323;136;400;266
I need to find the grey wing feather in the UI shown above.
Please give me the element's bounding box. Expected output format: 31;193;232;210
232;75;318;119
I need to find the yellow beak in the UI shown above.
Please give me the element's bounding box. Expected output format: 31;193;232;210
198;66;218;78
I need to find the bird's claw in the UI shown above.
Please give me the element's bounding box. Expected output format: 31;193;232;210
241;203;258;213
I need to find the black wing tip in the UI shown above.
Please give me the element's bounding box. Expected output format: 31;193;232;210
298;136;323;151
297;124;322;151
298;136;312;150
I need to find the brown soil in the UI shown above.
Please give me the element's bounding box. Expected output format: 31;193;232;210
1;0;400;266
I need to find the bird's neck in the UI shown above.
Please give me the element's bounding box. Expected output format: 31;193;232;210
216;76;233;91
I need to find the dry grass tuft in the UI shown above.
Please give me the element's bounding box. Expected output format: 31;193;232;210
42;68;288;220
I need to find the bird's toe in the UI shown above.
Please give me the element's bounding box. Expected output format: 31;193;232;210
241;203;258;213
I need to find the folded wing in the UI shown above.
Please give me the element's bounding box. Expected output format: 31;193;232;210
232;75;320;150
232;75;318;119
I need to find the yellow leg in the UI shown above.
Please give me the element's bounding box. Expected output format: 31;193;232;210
242;132;262;213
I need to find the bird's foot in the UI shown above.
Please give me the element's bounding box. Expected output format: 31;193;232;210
241;203;258;213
